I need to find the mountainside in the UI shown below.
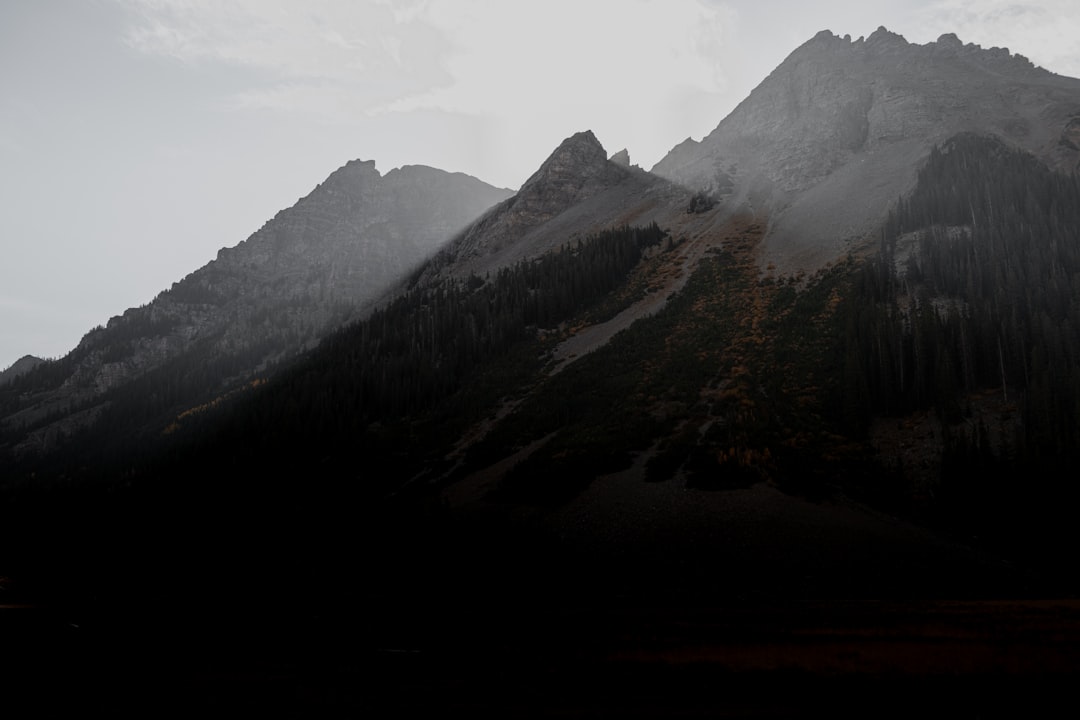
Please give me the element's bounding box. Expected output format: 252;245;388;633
653;27;1080;272
0;162;510;457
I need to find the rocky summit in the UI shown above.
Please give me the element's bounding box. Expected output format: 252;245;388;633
418;130;684;283
652;27;1080;272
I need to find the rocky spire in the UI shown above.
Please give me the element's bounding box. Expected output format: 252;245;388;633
518;130;611;195
506;130;628;225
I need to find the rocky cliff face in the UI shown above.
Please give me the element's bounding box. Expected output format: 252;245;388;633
1;163;511;453
652;27;1080;271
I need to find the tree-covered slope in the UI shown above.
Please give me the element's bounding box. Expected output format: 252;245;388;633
841;133;1080;550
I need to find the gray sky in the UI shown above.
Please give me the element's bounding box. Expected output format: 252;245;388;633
3;0;1080;371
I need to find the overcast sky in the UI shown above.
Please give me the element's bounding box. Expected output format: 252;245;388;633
3;0;1080;370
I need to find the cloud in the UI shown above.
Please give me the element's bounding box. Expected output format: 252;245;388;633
916;0;1080;76
388;0;735;112
379;0;740;167
114;0;454;116
113;0;744;173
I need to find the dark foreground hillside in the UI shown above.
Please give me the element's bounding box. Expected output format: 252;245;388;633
4;219;1080;715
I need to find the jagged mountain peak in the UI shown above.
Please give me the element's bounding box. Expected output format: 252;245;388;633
553;128;606;156
518;129;612;194
785;26;1044;77
283;158;384;216
652;26;1080;274
491;129;631;227
417;130;673;281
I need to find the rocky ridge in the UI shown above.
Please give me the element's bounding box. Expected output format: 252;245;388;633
652;27;1080;272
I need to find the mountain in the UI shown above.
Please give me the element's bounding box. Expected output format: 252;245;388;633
652;27;1080;272
4;28;1080;712
415;130;688;285
7;29;1080;585
0;162;510;457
